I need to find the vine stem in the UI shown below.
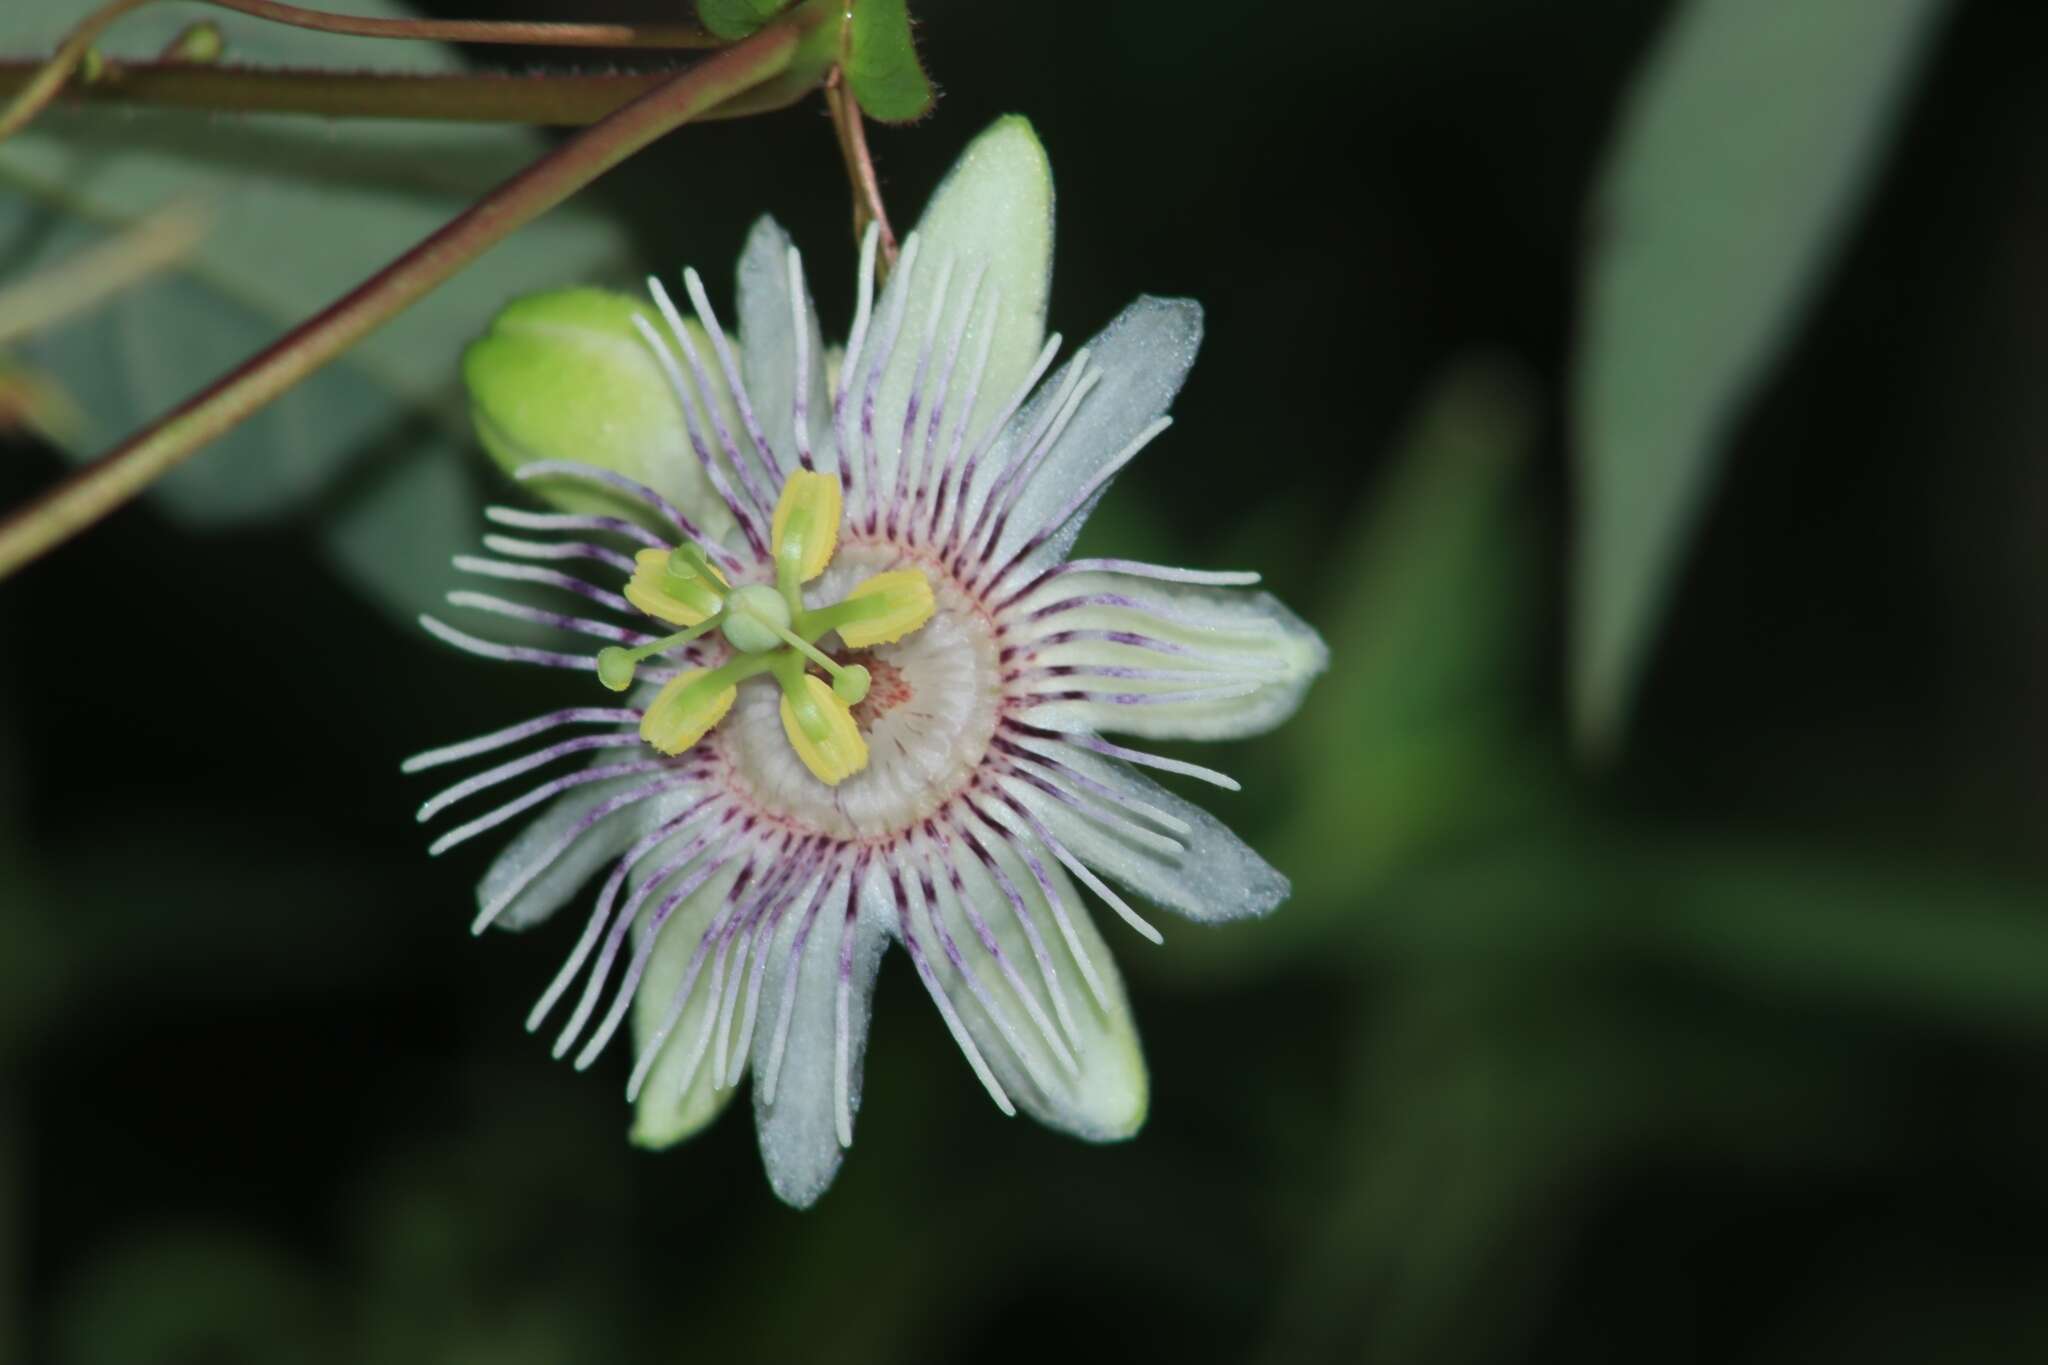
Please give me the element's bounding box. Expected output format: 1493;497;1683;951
823;67;898;277
0;60;798;126
0;0;726;148
177;1;718;49
0;9;827;581
0;0;155;144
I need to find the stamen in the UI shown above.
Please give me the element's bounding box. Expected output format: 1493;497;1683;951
639;660;772;756
624;545;728;626
774;654;868;783
805;569;935;650
770;469;843;594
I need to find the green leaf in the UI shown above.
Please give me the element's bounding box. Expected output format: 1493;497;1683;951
0;1;636;617
1570;0;1950;754
845;0;935;124
696;0;785;41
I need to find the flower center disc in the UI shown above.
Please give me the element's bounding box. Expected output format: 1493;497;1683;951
709;545;1000;840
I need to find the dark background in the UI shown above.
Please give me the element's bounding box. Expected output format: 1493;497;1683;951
7;0;2048;1360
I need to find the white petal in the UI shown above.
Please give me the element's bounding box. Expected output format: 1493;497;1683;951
1001;741;1289;925
736;216;830;474
1006;572;1329;740
628;861;746;1148
865;117;1053;499
748;865;889;1208
926;835;1148;1140
475;772;699;932
980;296;1203;574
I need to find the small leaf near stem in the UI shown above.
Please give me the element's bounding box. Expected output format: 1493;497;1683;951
842;0;934;124
158;22;226;62
823;67;899;277
0;3;838;582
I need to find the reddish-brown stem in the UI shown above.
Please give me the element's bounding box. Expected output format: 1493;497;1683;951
0;12;826;580
191;0;719;49
0;59;798;126
823;67;898;276
0;0;725;148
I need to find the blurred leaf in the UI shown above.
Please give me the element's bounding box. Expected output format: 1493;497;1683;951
1649;841;2048;1032
1570;0;1950;753
1151;358;1549;988
0;0;635;614
52;1229;333;1365
1264;970;1886;1365
1279;359;1541;900
0;839;64;1063
846;0;935;124
314;423;488;627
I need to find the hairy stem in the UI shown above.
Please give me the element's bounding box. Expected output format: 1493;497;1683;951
823;67;898;276
0;10;829;581
0;0;724;148
0;59;798;125
186;1;719;49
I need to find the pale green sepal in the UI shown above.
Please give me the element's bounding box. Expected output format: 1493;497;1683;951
1000;742;1290;926
931;838;1147;1140
735;216;830;475
869;117;1052;499
462;288;736;543
750;869;889;1208
476;775;701;934
629;861;747;1149
986;295;1203;576
1012;572;1328;742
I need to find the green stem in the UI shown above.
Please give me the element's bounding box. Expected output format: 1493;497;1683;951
0;5;834;582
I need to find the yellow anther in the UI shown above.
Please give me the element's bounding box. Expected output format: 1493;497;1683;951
639;669;737;756
770;470;842;585
778;673;868;785
625;547;727;626
834;569;936;649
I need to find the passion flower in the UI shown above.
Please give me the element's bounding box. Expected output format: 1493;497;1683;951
409;117;1326;1206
